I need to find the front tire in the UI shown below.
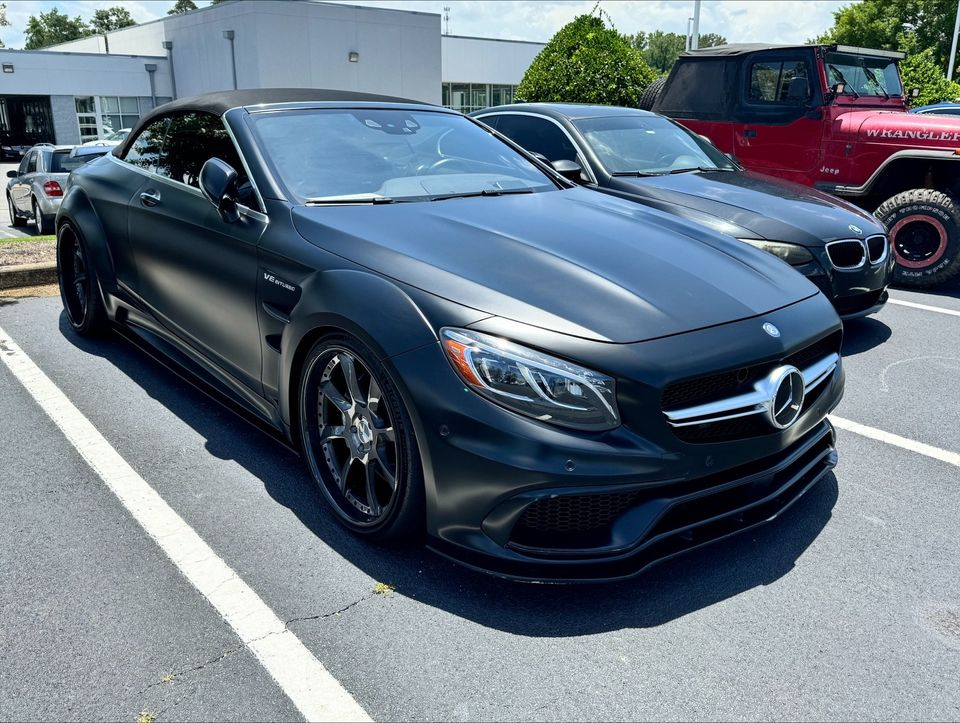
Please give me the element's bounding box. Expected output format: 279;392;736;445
298;333;424;543
7;194;26;227
57;223;107;336
33;198;54;235
875;188;960;288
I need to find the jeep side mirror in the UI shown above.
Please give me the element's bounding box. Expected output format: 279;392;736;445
910;88;921;98
199;157;241;223
831;82;846;96
6;170;17;178
551;159;585;182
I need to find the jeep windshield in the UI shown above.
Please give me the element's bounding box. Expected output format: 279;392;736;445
573;114;736;176
825;52;903;98
251;108;556;203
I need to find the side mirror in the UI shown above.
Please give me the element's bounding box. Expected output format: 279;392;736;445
910;88;921;98
787;76;810;103
6;170;17;178
551;159;584;182
199;157;240;223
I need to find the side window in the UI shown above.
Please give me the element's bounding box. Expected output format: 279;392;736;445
495;115;580;164
25;151;38;174
476;115;500;131
18;152;32;175
156;112;260;211
748;59;809;103
123;118;171;172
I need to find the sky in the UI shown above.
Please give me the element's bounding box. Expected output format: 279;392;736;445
0;0;849;50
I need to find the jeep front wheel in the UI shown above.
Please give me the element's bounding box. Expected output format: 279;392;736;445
875;189;960;288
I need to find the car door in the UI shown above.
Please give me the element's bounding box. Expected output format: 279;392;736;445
733;51;825;179
489;113;593;180
126;110;266;395
11;150;37;213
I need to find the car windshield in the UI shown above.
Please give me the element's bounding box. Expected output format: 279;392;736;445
572;114;736;175
48;150;106;173
825;52;902;97
251;108;556;202
105;129;129;141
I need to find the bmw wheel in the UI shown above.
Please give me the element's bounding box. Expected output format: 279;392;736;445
57;223;107;336
299;334;424;542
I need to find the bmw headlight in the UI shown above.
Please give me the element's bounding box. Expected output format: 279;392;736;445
440;328;620;431
739;238;814;266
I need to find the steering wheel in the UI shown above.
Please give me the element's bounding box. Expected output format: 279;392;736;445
417;157;470;175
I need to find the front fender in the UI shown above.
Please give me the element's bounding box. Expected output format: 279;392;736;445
57;187;119;305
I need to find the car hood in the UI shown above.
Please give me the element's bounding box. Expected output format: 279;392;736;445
291;187;820;343
839;109;960;147
607;170;883;245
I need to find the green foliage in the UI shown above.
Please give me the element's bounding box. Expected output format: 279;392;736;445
516;14;657;106
90;6;136;34
168;0;199;15
813;0;959;69
23;8;89;49
644;30;686;73
900;49;960;106
624;31;646;52
0;2;9;48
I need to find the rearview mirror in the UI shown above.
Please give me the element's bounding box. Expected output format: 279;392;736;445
551;159;585;182
199;157;240;223
6;170;17;178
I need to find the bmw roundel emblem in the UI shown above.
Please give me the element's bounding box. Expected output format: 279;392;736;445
762;322;781;338
848;224;863;235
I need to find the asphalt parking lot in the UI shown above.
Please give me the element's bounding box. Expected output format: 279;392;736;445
1;256;959;719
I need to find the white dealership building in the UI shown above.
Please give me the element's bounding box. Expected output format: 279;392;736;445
0;0;544;146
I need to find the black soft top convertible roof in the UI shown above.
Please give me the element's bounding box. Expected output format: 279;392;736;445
115;88;429;157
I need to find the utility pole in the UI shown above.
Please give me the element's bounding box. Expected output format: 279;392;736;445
949;0;960;80
691;0;701;50
443;6;450;35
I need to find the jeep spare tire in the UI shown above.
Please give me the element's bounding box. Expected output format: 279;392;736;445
638;77;666;112
876;188;960;288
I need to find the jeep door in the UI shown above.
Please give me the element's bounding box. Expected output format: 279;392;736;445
732;50;825;182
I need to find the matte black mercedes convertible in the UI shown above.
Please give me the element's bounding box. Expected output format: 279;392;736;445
58;89;844;581
471;104;893;320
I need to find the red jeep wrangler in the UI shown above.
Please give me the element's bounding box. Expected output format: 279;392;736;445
648;43;960;288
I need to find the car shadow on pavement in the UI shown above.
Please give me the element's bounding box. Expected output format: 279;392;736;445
841;317;892;356
59;314;838;637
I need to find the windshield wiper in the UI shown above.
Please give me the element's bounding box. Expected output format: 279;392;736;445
611;171;660;177
828;65;860;99
429;187;535;202
861;66;890;99
666;166;728;174
305;194;396;205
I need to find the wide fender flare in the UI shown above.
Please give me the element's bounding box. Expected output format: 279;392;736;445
57;188;118;300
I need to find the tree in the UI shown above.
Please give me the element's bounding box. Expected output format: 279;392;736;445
168;0;199;15
900;48;960;106
23;8;89;49
90;6;136;34
0;3;9;49
698;33;727;49
813;0;958;70
516;14;657;106
643;30;686;73
625;31;646;52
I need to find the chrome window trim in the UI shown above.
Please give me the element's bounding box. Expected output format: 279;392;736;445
663;352;839;429
473;110;599;185
824;238;867;270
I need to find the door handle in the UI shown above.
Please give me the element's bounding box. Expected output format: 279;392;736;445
742;129;757;138
139;190;161;207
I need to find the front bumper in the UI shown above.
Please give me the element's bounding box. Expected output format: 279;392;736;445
799;245;894;320
389;295;844;582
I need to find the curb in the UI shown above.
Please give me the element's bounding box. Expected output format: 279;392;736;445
0;262;57;290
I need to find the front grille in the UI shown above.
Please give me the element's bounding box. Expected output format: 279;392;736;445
867;234;888;264
825;239;866;269
512;491;643;549
661;332;841;444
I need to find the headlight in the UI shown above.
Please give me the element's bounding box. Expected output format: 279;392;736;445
739;238;814;266
440;328;620;431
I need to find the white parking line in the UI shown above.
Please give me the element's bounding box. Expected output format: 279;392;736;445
829;415;960;468
887;298;960;318
0;325;371;723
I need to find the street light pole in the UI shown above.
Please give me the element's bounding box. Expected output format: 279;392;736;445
691;0;701;50
948;0;960;80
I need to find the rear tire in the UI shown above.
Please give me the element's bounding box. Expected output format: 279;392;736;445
875;188;960;288
298;333;424;544
7;193;26;227
57;223;108;336
33;198;54;235
638;77;667;112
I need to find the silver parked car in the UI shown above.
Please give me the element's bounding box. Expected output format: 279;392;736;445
6;144;107;234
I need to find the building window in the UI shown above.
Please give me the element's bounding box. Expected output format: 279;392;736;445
442;83;517;113
76;95;143;142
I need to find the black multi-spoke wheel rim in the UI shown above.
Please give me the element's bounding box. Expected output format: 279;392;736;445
59;231;90;326
305;349;399;526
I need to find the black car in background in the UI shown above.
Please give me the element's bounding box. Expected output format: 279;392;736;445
472;104;893;320
58;89;844;581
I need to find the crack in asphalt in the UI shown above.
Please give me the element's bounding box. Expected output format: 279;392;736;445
136;593;374;696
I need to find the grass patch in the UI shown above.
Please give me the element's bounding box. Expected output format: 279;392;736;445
0;234;55;245
372;582;395;595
